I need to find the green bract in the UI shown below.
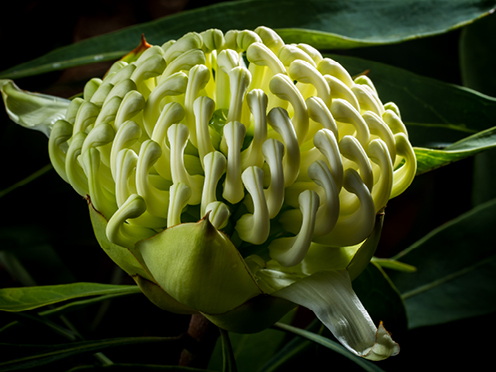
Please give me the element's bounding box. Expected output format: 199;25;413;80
0;26;417;361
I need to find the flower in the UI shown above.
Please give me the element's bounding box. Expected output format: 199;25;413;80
0;26;416;361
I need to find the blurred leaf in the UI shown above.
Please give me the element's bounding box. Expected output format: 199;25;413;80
460;12;496;205
0;0;494;79
0;336;181;371
66;364;216;371
353;262;408;335
272;323;385;372
0;283;140;312
388;198;496;329
332;55;496;148
414;125;496;174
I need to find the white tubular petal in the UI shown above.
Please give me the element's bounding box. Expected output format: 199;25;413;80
167;182;192;227
94;96;122;127
164;32;203;63
110;120;142;180
306;96;338;139
151;101;185;181
278;44;316;67
201;151;227;217
254;26;285;54
297;43;323;65
89;81;113;107
222;121;246;204
325;75;360;111
184;64;211;145
318;58;354;88
339;135;374;192
81;147;117;219
269;74;309;145
391;133;417;199
65;97;84;125
73;101;100;134
135;140;169;218
313;169;376;247
308;160;340;236
83;78;102;101
193;95;216;166
272;270;400;361
267;107;300;187
289;60;330;105
168;124;204;205
235;166;270;245
227;66;251;124
106;194;154;249
205;201;230;230
236;30;262;51
160;49;206;81
262;139;285;219
114;90;145;130
367;139;393;213
241;89;268;169
313;129;344;191
102;79;137;108
108;63;136;85
269;189;319;267
382;109;408;138
143;72;188;137
354;74;378;94
246;42;286;75
352;84;383;116
114;148;138;207
383;102;401;118
130;54;166;91
201;29;225;53
330;98;371;147
66;132;89;197
362;111;396;162
48;120;72;183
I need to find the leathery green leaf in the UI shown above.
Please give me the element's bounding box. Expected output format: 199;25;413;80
1;0;494;79
0;282;140;312
388;198;496;329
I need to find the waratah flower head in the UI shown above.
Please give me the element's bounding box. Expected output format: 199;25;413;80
1;26;416;361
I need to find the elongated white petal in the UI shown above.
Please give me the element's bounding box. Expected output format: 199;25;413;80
48;120;72;183
222;121;246;204
262;138;285;219
267;107;300;187
201;151;227;217
167;182;192;227
269;189;319;267
272;270;400;360
391;133;417;199
235;166;270;245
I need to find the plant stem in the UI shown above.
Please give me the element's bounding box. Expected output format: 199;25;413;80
179;313;220;368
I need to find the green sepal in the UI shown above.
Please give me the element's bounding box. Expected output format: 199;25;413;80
136;216;264;314
132;275;198;315
87;196;154;282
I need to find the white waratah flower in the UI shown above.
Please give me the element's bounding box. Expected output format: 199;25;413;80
0;26;416;361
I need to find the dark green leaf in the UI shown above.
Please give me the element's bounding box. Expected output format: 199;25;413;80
460;12;496;205
1;0;494;79
219;329;237;372
414;125;496;174
66;364;216;371
0;283;140;312
271;323;385;372
388;198;496;329
0;337;180;371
